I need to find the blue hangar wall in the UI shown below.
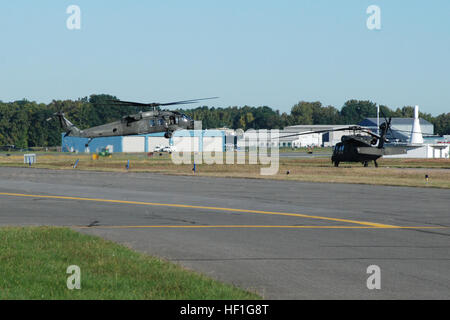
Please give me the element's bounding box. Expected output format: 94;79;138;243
62;130;225;153
62;135;123;153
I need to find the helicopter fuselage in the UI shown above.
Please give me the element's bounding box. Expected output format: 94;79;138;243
67;110;195;139
331;134;382;166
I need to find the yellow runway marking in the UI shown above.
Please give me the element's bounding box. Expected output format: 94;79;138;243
0;192;398;228
75;225;449;230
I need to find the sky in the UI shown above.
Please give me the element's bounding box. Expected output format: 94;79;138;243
0;0;449;115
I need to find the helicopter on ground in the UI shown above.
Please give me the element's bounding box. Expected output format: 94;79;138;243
49;97;217;146
280;116;406;167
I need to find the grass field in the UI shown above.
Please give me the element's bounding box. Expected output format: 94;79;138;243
0;227;260;300
0;152;449;188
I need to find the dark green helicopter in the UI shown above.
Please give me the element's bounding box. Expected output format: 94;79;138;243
280;116;406;167
330;118;406;167
49;97;217;146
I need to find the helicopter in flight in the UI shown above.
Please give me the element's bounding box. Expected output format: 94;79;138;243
49;97;217;146
279;115;406;167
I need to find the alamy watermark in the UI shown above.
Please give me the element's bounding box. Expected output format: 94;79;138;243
366;265;381;290
66;5;81;30
366;5;381;30
171;122;279;175
67;265;81;290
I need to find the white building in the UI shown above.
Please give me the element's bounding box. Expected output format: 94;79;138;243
384;144;449;159
358;118;434;142
240;125;363;149
282;125;362;148
384;106;449;159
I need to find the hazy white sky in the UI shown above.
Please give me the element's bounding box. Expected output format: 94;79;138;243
1;0;449;115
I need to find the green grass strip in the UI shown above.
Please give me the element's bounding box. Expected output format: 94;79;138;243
0;227;260;300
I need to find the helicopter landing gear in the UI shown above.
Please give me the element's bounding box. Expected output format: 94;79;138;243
164;131;173;139
333;161;339;167
85;138;94;148
374;160;379;168
363;161;369;167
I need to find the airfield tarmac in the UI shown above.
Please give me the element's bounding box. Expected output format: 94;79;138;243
279;152;332;158
0;167;449;299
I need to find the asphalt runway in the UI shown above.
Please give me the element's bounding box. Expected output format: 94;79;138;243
279;152;331;158
0;167;449;299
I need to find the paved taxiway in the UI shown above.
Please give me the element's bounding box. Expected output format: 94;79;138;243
0;167;449;299
279;152;331;158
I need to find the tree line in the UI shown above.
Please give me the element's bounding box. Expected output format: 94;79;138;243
0;94;448;148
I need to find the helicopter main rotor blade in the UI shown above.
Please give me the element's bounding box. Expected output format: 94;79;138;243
106;100;150;107
359;129;382;139
275;126;366;140
105;97;219;108
159;97;219;106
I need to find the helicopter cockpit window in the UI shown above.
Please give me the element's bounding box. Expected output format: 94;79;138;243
158;119;165;126
181;114;191;122
149;119;155;127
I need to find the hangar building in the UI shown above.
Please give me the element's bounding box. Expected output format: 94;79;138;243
284;125;361;147
240;125;361;148
62;130;226;153
358;118;434;142
246;125;360;148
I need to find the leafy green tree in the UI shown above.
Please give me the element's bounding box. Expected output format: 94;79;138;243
313;105;342;125
239;112;255;130
0;94;448;148
340;100;377;124
432;113;450;135
290;101;318;125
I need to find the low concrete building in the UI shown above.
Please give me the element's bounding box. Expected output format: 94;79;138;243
384;144;449;159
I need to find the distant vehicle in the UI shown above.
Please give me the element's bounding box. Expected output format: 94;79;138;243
98;148;112;157
153;145;164;152
162;146;177;153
